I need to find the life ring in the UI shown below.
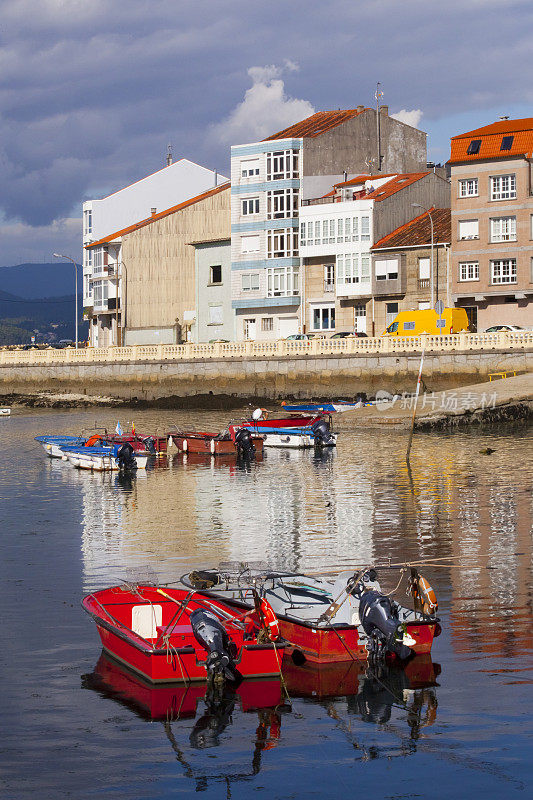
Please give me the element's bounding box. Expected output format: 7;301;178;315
260;599;280;641
411;572;438;616
85;434;101;447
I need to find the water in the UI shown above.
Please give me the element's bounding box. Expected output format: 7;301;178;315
0;408;531;799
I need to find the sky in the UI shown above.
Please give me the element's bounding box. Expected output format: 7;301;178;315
1;0;533;267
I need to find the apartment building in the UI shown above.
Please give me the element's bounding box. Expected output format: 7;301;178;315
299;172;450;335
230;107;427;340
370;208;451;334
83;158;227;346
86;183;230;345
449;118;533;330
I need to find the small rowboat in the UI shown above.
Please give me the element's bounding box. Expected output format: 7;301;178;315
168;429;264;457
182;565;440;665
61;444;149;471
82;584;285;684
281;401;363;414
35;432;166;459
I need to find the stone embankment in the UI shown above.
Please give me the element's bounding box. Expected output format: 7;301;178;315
334;372;533;430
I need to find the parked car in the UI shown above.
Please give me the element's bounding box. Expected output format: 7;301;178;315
484;325;524;332
330;331;368;339
285;333;312;340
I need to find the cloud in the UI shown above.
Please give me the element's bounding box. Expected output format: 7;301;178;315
391;109;424;129
209;62;315;146
0;217;81;267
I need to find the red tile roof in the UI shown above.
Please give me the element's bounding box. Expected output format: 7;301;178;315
86;182;230;248
326;172;430;201
263;109;368;140
371;208;450;250
449;118;533;164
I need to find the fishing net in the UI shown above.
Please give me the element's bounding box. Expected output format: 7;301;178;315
121;566;160;592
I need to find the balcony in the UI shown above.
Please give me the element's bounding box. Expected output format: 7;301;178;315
418;278;430;290
372;271;407;297
324;281;335;293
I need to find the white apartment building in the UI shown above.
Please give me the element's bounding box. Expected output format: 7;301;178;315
83;158;227;347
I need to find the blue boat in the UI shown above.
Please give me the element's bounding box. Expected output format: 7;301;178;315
281;400;364;414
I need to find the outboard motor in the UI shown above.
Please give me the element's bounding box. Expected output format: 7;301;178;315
350;571;414;661
234;427;256;459
142;436;157;455
190;608;241;684
311;418;335;448
116;442;137;471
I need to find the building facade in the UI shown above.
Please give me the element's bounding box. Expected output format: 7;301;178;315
192;239;233;343
370;208;451;334
300;172;450;335
449;118;533;331
82;159;227;346
86;183;231;345
230;107;428;340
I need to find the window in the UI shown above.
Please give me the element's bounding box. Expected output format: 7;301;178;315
404;321;416;330
267;228;298;258
344;218;351;241
300;221;306;246
459;261;480;281
418;258;430;279
337;218;344;242
241;234;260;254
83;209;92;235
84;248;93;270
490;216;516;242
490;174;516;200
459;178;478;197
467;139;481;155
209;264;222;284
241;159;259;178
242;197;259;215
324;264;335;292
313;220;321;245
266;149;299;180
266;266;299;297
500;136;514;151
312;305;335;330
386;302;399;327
261;317;274;332
491;258;517;284
361;216;370;242
329;219;336;243
374;258;399;281
418;302;431;310
92;279;109;309
458;219;479;240
83;275;92;299
337;253;371;285
241;273;260;291
208;305;223;325
266;188;299;219
352;217;359;242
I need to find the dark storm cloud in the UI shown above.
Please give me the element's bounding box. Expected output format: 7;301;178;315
1;0;532;263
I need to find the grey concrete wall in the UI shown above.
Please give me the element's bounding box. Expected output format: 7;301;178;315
1;350;531;402
373;174;450;243
194;240;233;343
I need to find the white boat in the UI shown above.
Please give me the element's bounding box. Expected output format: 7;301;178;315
35;435;86;458
261;429;338;449
0;408;11;416
61;445;148;471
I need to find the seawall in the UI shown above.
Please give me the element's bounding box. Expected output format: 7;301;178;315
1;348;532;405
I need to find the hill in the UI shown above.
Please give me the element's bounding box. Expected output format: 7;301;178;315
0;262;80;299
0;284;87;345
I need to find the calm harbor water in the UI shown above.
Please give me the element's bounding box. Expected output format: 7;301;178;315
0;407;532;799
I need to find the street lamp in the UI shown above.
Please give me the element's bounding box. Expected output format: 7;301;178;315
412;204;435;307
53;253;79;349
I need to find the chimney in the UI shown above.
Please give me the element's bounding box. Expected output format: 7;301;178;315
166;143;173;166
151;208;157;216
380;105;389;116
343;170;348;182
214;170;218;187
356;104;365;113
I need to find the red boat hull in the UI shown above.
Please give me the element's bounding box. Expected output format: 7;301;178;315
83;585;283;683
169;433;264;456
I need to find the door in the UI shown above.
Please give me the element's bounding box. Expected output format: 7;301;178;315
353;304;367;333
244;318;256;340
278;316;299;338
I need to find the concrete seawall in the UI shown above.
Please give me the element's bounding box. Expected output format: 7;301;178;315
1;348;532;404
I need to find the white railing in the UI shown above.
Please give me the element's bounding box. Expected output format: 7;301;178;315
1;331;532;366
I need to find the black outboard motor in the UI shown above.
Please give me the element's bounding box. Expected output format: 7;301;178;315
311;418;335;448
349;570;413;661
234;427;256;459
190;608;241;684
116;442;137;471
142;436;157;455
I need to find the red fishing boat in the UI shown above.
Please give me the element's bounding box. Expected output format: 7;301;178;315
167;427;264;457
82;584;284;684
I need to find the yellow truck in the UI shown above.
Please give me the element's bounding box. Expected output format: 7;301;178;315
384;308;469;336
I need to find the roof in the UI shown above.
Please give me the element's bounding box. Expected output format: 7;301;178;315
371;208;451;250
449;118;533;164
263;109;368;141
86;183;230;248
323;172;430;202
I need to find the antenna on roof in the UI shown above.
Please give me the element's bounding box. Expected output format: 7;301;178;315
375;82;384;172
166;143;173;167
